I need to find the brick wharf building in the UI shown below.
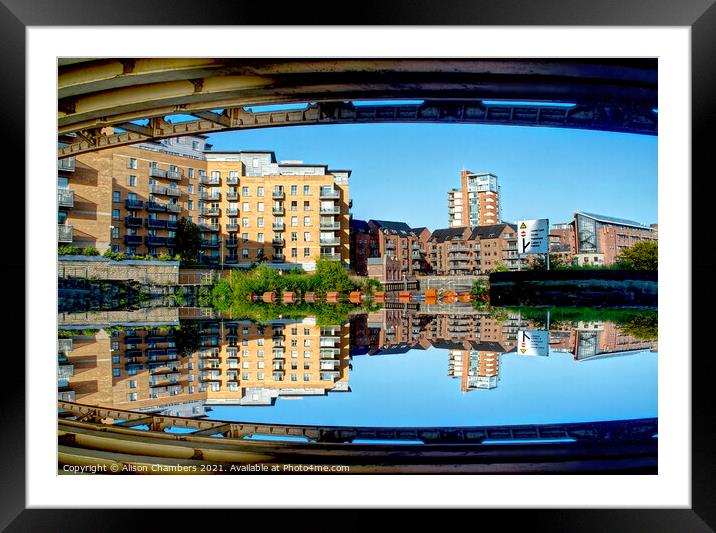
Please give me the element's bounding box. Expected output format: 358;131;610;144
58;135;351;270
448;170;501;228
58;319;350;411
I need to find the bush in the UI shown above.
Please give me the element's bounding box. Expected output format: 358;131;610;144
58;245;83;255
616;241;658;270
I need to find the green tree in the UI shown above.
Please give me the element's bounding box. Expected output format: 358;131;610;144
616;240;658;270
175;217;202;264
528;253;566;271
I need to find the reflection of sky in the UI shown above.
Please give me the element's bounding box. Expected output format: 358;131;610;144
207;347;657;427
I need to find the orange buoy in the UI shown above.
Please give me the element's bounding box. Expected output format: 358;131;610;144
282;291;297;304
425;295;437;305
443;295;458;304
246;293;256;302
349;291;363;304
325;291;340;303
457;292;472;302
262;291;276;303
303;291;317;303
425;289;438;299
373;291;386;303
398;291;412;303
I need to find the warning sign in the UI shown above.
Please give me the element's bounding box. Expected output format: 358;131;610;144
516;219;549;254
517;330;549;357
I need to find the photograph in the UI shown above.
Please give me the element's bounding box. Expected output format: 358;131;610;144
55;57;659;475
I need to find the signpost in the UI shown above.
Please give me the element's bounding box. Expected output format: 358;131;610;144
517;330;550;357
516;218;550;270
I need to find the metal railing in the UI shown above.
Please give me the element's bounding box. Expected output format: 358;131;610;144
319;207;340;215
58;224;73;243
199;191;221;201
58;157;76;172
200;176;220;185
319;189;340;199
57;189;74;208
149;167;167;178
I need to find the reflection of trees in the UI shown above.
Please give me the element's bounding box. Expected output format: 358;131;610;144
175;321;201;356
618;315;658;341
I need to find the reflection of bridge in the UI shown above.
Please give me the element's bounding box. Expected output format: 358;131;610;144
58;59;657;157
58;401;657;473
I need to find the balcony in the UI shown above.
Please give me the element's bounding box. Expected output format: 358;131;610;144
319;189;340;200
226;176;239;185
57;189;74;208
272;206;285;215
166;220;178;230
225;256;238;264
167;169;183;181
124;235;142;245
272;223;285;231
272;190;285;200
226;191;239;201
124;216;143;228
149;167;167;178
320;237;341;246
200;175;220;186
320;221;340;230
166;203;181;213
125;199;144;210
58;338;73;353
201;239;220;248
145;236;168;246
198;223;220;232
145;219;167;229
146;201;167;212
319;206;340;215
320;253;340;260
225;208;239;217
58;157;76;172
385;242;396;249
272;254;285;263
199;191;221;201
199;207;221;217
225;239;239;248
271;238;285;246
166;237;177;247
58;224;73;243
124;335;143;345
225;223;239;232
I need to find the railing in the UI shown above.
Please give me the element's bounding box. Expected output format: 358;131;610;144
272;255;285;263
320;221;341;230
319;189;340;199
58;157;76;172
57;189;74;208
167;170;183;180
149;167;167;178
225;239;239;247
145;236;168;246
225;208;239;217
226;191;239;201
125;199;144;210
272;190;285;200
201;239;220;248
199;207;221;217
226;176;239;185
272;206;285;215
272;223;285;231
320;253;340;260
225;256;239;264
145;219;167;229
320;238;341;246
150;184;180;196
271;238;285;246
199;191;221;201
124;235;142;245
319;206;340;215
200;176;220;185
146;201;167;212
58;224;73;243
198;223;220;232
166;203;181;213
225;223;239;232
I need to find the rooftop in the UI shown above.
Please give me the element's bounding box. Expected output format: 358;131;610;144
369;220;414;236
576;211;654;230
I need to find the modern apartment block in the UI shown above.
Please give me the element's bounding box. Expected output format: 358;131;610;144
448;170;501;228
571;211;657;266
427;223;527;274
58;319;350;411
58;135;351;270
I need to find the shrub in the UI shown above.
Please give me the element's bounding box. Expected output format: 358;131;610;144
58;245;83;255
616;241;658;271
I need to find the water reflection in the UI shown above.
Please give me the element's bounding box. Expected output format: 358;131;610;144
57;307;657;426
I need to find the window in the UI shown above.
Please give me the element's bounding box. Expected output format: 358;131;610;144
304;351;311;358
303;185;310;195
257;217;264;228
257;186;264;197
111;227;120;239
242;202;250;212
242;248;249;258
211;170;220;178
252;159;259;169
129;380;137;389
192;141;200;150
128;175;136;187
188;168;194;179
291;248;298;257
188;184;194;194
291;232;298;242
112;209;120;221
291;328;298;335
304;216;311;226
291;185;298;195
257;233;264;243
303;201;310;211
128;393;137;401
257;361;265;369
128;158;137;169
257;202;264;212
304;339;311;347
291;216;298;227
242;372;250;380
242;187;250;196
112;368;121;377
242;233;249;243
303;232;311;241
187;200;193;211
242;218;249;227
304;247;310;257
112;355;120;364
291;373;298;382
291;201;297;211
113;191;120;202
304;373;310;381
258;372;265;380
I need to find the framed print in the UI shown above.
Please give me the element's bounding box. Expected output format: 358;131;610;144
4;0;713;529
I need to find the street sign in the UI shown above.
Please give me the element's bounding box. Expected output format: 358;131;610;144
517;330;549;356
517;219;549;254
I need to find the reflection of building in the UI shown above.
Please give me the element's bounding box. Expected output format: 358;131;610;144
59;137;351;270
447;341;503;392
550;321;657;361
448;170;501;228
58;319;350;412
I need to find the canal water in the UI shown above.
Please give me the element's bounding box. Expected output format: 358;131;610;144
57;306;657;428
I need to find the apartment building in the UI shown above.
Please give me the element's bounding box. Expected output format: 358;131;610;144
447;341;504;392
58;136;351;270
349;219;378;275
427;223;526;274
367;220;424;278
58;319;350;411
448;170;501;228
573;211;657;266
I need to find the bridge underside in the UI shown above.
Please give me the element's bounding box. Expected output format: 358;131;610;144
58;59;657;158
58;401;657;474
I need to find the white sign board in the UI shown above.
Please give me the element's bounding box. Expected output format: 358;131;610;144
517;219;549;254
517;330;549;356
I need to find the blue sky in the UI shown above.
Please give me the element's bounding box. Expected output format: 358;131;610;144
206;123;657;230
207;345;657;428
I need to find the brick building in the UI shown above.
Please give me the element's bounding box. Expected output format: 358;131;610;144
448;170;501;228
573;211;657;266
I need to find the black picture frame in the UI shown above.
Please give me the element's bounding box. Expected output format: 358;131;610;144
3;0;712;529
